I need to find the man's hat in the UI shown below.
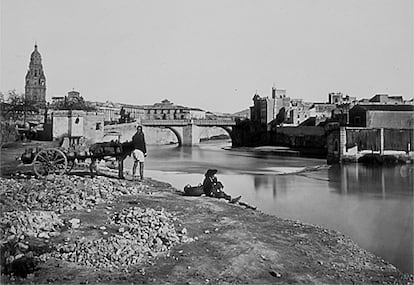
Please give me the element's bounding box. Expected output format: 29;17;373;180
205;169;218;177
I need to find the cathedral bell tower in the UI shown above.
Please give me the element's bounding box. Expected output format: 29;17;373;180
25;44;46;107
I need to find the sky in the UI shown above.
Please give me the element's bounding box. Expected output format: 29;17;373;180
1;0;413;113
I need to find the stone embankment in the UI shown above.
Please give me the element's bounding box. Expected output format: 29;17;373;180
1;173;413;284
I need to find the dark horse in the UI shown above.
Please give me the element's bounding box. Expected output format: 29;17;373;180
88;141;135;179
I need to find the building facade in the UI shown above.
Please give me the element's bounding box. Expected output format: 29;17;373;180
368;94;404;104
25;44;46;107
52;110;104;143
328;92;357;105
144;99;206;120
250;87;291;124
348;104;414;129
119;104;145;122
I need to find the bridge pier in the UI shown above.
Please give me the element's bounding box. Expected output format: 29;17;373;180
182;125;201;146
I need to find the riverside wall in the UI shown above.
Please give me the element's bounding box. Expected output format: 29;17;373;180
232;120;327;156
327;127;414;164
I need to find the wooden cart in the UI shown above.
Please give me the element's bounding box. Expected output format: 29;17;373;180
21;140;134;178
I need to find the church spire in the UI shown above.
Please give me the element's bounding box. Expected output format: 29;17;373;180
25;44;46;107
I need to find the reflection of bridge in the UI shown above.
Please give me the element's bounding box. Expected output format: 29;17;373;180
105;119;236;146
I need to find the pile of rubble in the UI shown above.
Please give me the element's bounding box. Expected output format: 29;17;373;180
41;207;191;270
0;174;191;275
0;210;63;241
0;175;143;212
0;210;64;276
110;207;189;250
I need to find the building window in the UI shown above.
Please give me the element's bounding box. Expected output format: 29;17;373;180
96;122;102;130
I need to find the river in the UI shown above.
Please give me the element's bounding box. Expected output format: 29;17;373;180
123;140;414;274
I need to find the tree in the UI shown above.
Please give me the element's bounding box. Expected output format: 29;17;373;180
55;96;96;111
0;90;38;122
0;121;18;146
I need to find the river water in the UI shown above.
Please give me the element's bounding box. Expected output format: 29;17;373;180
123;141;414;274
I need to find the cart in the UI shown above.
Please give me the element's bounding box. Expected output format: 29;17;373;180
20;138;135;178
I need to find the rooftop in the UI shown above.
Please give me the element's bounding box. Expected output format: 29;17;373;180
355;104;414;111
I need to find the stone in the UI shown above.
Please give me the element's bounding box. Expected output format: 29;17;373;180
14;253;25;260
17;242;29;251
1;176;192;271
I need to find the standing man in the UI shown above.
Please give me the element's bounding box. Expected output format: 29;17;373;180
132;125;147;180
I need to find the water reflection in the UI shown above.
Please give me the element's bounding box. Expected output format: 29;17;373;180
328;164;414;197
325;164;413;274
253;175;289;198
140;143;413;274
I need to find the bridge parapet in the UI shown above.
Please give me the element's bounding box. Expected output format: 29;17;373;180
141;119;192;126
193;119;236;126
141;119;236;126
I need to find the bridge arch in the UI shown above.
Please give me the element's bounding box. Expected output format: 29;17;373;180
218;126;234;143
105;120;235;146
165;126;183;146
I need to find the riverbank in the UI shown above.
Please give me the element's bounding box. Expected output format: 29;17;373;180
1;143;413;284
227;145;414;166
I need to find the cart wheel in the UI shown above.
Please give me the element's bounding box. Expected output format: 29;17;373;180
33;148;68;177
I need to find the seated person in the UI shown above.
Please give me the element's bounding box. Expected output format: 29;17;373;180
202;169;241;203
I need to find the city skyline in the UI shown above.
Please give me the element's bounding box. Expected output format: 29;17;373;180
1;0;413;113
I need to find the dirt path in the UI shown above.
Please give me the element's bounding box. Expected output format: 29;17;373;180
1;142;413;284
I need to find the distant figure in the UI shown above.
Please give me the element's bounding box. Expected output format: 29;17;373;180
132;125;147;180
203;169;241;203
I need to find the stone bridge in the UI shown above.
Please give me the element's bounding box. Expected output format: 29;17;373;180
104;119;236;146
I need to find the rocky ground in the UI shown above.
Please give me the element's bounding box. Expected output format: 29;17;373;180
1;142;413;284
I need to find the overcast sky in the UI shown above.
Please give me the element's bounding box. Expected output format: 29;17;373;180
1;0;413;113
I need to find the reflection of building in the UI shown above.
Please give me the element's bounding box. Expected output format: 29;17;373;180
25;44;46;107
144;99;206;120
